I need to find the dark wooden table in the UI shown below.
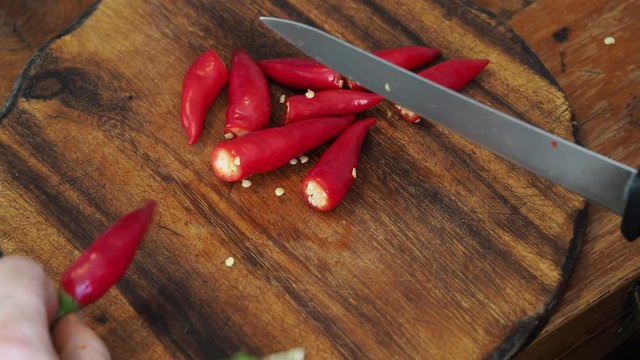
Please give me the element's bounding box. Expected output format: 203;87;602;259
1;0;638;358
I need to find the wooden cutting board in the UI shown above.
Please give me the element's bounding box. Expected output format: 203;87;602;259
0;0;586;358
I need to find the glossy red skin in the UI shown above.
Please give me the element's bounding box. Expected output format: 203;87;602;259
211;115;356;182
60;201;156;306
302;118;376;211
285;90;383;124
395;59;490;122
181;50;228;144
258;58;343;90
348;46;441;91
225;50;271;137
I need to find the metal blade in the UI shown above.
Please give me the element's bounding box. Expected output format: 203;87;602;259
261;17;637;215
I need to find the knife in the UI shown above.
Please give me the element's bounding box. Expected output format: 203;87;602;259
260;17;640;241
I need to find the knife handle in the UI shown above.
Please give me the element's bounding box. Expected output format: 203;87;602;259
622;171;640;241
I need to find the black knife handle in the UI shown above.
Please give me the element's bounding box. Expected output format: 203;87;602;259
622;171;640;241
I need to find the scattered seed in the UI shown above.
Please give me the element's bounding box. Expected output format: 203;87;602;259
263;348;305;360
338;79;344;88
233;157;241;166
223;133;234;140
305;89;315;99
289;158;299;165
225;257;235;267
352;168;357;179
299;155;309;163
241;179;252;188
279;94;286;103
275;187;285;196
604;36;616;45
384;83;391;92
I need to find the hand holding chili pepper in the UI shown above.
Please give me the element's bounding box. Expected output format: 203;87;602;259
225;50;271;138
303;118;376;211
285;90;383;124
0;256;110;359
57;200;156;320
181;50;229;144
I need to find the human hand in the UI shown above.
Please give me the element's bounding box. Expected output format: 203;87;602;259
0;256;110;360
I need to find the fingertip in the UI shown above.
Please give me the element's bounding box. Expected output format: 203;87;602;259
53;314;110;360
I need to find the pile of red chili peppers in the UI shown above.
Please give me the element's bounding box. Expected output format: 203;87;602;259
180;45;489;211
49;43;490;328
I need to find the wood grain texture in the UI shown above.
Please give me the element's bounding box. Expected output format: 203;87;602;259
508;0;640;357
0;0;94;112
0;0;583;358
470;0;532;20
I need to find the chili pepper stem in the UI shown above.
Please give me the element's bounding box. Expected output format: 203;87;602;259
53;288;81;324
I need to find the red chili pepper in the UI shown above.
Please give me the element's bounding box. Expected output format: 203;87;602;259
224;50;271;138
285;90;383;124
56;201;156;320
396;59;490;122
258;58;343;90
211;115;356;182
302;118;376;211
181;50;228;144
348;46;441;91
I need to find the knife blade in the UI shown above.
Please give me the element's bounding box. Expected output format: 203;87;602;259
260;17;640;240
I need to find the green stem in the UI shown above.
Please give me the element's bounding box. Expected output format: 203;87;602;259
53;289;81;325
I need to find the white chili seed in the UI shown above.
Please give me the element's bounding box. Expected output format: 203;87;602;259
279;94;286;103
224;133;234;140
225;257;235;267
289;158;298;165
384;83;391;92
604;36;616;45
233;157;241;166
352;168;357;179
338;79;344;88
275;187;285;196
241;179;252;188
299;155;309;163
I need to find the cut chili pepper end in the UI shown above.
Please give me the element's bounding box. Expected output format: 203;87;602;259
304;180;329;210
305;89;315;99
211;148;242;181
225;127;250;138
395;104;420;122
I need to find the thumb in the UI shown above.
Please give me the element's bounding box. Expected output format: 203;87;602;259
0;256;58;359
53;314;110;360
